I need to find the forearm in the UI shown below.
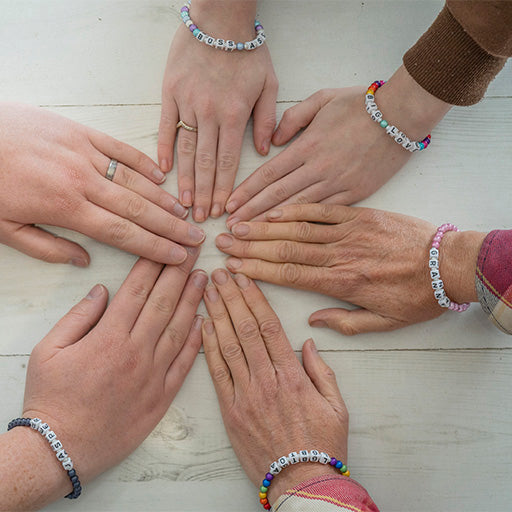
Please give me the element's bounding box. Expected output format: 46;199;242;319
0;428;69;511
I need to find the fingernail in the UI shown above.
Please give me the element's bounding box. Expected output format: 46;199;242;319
267;209;282;220
193;315;203;330
216;234;233;249
70;258;88;268
189;226;206;243
182;190;192;207
194;207;206;223
212;269;228;285
86;284;103;299
310;320;327;328
232;223;249;237
152;168;166;183
211;204;223;218
193;271;208;289
161;158;170;173
261;138;270;154
235;274;250;289
171;246;188;264
227;216;240;230
206;286;219;302
204;319;215;334
226;200;238;213
173;202;188;219
309;338;318;353
226;257;242;270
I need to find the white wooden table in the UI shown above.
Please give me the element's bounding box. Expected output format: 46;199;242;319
1;1;511;511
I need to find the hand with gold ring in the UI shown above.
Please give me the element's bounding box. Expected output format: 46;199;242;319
158;0;278;223
0;103;206;267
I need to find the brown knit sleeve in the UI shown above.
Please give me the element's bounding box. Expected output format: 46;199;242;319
403;3;510;106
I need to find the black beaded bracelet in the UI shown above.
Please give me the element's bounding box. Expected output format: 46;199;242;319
8;417;82;499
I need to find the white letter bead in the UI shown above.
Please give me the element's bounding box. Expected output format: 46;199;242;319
245;40;257;50
402;140;414;151
196;31;205;42
255;35;264;46
278;456;290;469
438;297;451;308
429;248;439;258
288;452;300;464
46;431;57;442
365;102;377;113
432;279;444;290
299;450;310;462
386;125;398;136
30;418;42;430
309;450;320;462
370;110;383;122
365;94;374;102
225;40;235;51
215;39;225;50
269;461;281;475
319;452;330;464
205;36;215;46
51;439;63;452
434;289;446;300
39;423;50;435
430;269;440;279
62;458;74;471
56;449;68;461
395;132;406;144
429;258;439;269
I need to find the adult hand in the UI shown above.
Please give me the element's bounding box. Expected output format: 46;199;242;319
202;269;348;504
158;0;278;222
0;250;207;511
217;204;486;335
225;66;451;228
0;103;205;267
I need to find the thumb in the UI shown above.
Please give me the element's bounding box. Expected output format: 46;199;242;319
5;224;90;267
41;284;109;351
309;308;400;336
252;76;278;156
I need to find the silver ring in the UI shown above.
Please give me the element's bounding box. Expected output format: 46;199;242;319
105;159;118;181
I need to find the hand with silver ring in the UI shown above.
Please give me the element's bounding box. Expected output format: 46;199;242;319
158;0;278;223
0;103;206;267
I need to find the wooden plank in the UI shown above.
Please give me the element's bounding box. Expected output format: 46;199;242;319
2;349;511;511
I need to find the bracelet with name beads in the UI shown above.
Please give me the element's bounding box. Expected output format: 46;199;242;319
7;417;82;499
428;223;470;312
365;80;431;152
180;1;266;51
258;450;350;510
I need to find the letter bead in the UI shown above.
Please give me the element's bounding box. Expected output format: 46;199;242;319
429;258;439;269
299;450;309;462
256;36;264;46
365;94;374;102
46;430;57;442
56;448;68;461
30;418;42;430
434;289;446;300
288;452;300;464
269;461;281;475
62;457;74;471
278;456;289;469
51;439;63;452
365;102;377;114
39;423;50;436
225;40;235;51
432;279;444;290
386;125;398;136
429;248;439;258
319;452;330;464
309;450;320;462
215;39;225;50
196;31;205;42
205;36;215;46
438;296;451;308
430;269;440;279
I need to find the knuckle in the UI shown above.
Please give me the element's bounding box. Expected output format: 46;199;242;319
237;318;260;343
277;241;297;262
296;222;313;241
320;204;337;221
107;219;133;244
212;365;231;384
281;262;302;284
126;196;146;219
126;282;151;303
222;342;243;362
164;325;185;344
217;151;237;174
261;165;277;185
118;167;136;189
149;294;175;315
337;321;359;337
177;136;196;155
196;151;215;172
259;319;282;341
272;183;289;201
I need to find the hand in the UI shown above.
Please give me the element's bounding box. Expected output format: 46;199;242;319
0;103;205;266
225;66;451;227
0;251;207;510
158;0;278;222
202;269;348;504
217;204;486;335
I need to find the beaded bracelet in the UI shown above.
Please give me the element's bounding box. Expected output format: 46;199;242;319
180;1;266;51
7;418;82;499
429;223;470;312
365;80;431;152
259;450;349;510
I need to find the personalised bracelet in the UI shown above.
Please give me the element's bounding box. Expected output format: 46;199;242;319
259;449;350;510
365;80;431;152
8;417;82;499
429;223;470;312
180;1;266;51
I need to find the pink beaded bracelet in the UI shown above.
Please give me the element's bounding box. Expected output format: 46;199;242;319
429;223;470;312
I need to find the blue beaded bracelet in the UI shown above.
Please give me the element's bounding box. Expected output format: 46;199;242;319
7;417;82;500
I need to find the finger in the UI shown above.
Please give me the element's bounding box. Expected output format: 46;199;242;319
78;203;190;265
203;284;249;385
309;308;401;335
211;121;246;218
158;97;179;173
272;91;325;146
41;284;109;352
193;120;219;222
131;248;200;343
87;129;164;184
225;146;304;216
153;269;208;364
4;224;90;268
226;165;321;228
203;317;235;404
211;269;273;374
164;314;203;398
102;258;164;332
302;339;345;412
232;274;296;366
176;112;198;207
320;191;357;206
253;74;278;155
86;181;205;246
264;203;360;225
225;257;326;293
216;236;333;267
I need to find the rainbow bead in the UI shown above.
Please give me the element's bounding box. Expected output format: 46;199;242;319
260;486;268;493
259;492;267;499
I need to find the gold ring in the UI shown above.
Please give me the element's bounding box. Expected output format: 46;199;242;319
176;120;198;133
